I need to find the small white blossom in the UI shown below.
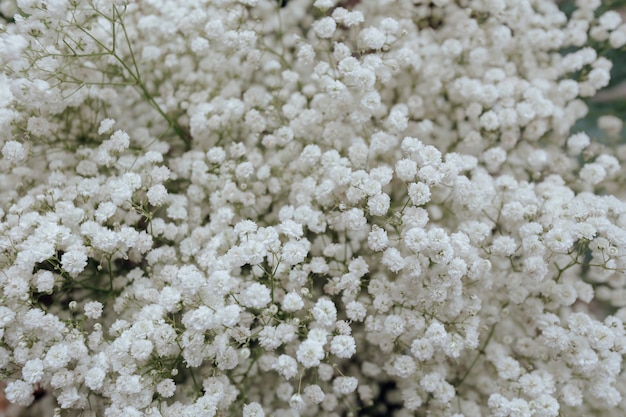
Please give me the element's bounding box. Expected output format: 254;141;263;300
296;339;325;368
2;140;26;162
84;301;103;319
273;354;298;380
147;184;168;206
330;335;356;358
156;379;176;398
313;17;336;39
312;298;337;327
333;376;358;395
98;118;116;135
282;291;304;312
240;283;272;309
360;27;386;50
243;402;265;417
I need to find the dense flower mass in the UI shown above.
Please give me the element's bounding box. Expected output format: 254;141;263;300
1;0;626;415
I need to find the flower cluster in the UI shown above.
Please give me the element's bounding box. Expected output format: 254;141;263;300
1;0;626;416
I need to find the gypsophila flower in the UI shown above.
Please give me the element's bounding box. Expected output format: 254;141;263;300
240;283;271;309
84;301;103;319
296;339;325;368
147;184;168;206
346;301;367;322
304;384;325;404
273;354;298;380
411;338;434;361
330;335;356;358
407;182;431;206
333;376;358;395
567;132;590;155
22;358;44;384
580;162;607;185
313;17;337;39
360;27;386;50
289;393;306;412
243;402;265;417
4;380;34;407
381;247;406;272
312;298;337;327
282;291;304;312
2;140;26;162
98;118;116;135
1;0;625;415
156;379;176;398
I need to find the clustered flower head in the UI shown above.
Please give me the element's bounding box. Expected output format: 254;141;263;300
1;0;626;416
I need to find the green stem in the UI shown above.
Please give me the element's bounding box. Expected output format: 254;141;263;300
455;322;496;389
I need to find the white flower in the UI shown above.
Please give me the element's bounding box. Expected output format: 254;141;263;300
281;239;310;265
5;380;34;407
342;208;367;230
116;374;142;394
384;315;405;337
346;301;367;322
279;219;303;239
0;306;15;328
530;394;560;417
396;159;418;181
561;384;583;407
313;17;336;39
106;130;130;152
304;384;326;404
297;44;316;65
258;326;280;351
483;147;507;172
289;393;306;412
381;247;406;272
84;301;103;319
343;10;364;27
296;339;325;368
367;192;390;216
98;118;116;135
480;110;500;130
147;184;168;206
282;291;304;312
368;225;389;251
243;402;265;417
494;357;521;380
313;0;335;8
599;11;622;31
588;68;610;89
333;376;358;395
130;339;153;361
411;338;434;361
156;379;176;398
22;358;44;384
425;322;449;346
580;162;606;185
273;354;298;379
85;367;106;390
35;270;55;293
239;282;272;309
390;354;416;378
312;298;337;327
330;335;356;358
2;140;26;162
58;387;82;409
360;27;386;49
182;306;217;332
206;147;226;164
407;182;431;206
44;343;71;369
491;235;517;256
